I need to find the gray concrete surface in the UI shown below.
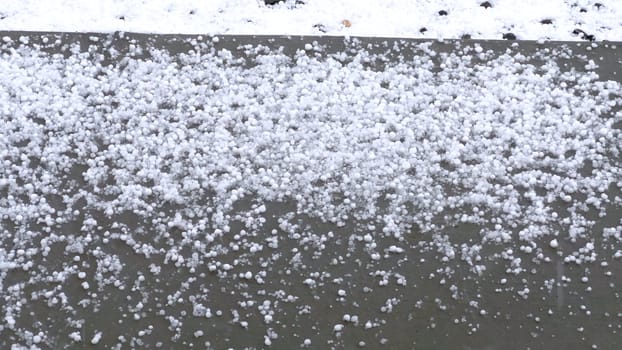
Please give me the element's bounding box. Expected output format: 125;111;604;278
0;32;621;349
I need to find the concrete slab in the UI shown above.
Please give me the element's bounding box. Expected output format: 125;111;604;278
0;32;621;349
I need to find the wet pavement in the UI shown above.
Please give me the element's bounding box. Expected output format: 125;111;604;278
0;32;621;349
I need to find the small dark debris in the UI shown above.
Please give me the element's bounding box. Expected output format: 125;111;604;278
480;1;493;9
32;117;46;126
580;7;587;12
502;32;516;40
572;28;595;41
540;19;553;24
438;10;448;16
118;16;125;21
264;0;284;5
595;2;603;9
313;23;327;33
419;27;428;34
564;150;577;158
189;10;196;15
461;33;472;40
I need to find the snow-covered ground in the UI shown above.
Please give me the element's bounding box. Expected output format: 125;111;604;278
0;0;621;40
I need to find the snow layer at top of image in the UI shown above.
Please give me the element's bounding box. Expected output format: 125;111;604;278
0;0;621;41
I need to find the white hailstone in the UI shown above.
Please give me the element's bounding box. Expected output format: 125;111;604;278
90;331;102;345
388;245;404;253
304;43;313;51
5;315;16;328
549;239;559;249
303;338;311;346
337;289;346;296
333;324;344;332
69;332;81;342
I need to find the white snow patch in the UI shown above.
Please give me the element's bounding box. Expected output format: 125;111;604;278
0;1;620;40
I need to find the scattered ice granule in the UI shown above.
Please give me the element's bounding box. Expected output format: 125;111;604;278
518;287;530;299
0;262;19;271
91;331;102;345
68;332;81;342
387;245;404;254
